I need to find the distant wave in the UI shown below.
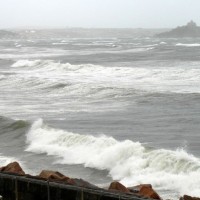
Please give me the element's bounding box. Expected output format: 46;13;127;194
1;59;200;118
176;43;200;47
52;43;68;45
26;119;200;197
0;116;30;132
0;75;5;80
0;47;67;59
9;59;200;94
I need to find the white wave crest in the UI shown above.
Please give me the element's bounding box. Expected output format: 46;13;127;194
12;60;43;68
11;59;86;72
9;59;200;94
176;43;200;47
0;155;16;166
26;119;200;197
0;75;5;80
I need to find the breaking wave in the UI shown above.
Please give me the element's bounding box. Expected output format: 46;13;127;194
0;116;30;132
26;119;200;197
9;59;200;94
0;155;16;166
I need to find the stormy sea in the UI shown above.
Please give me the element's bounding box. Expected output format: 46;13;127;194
1;29;200;199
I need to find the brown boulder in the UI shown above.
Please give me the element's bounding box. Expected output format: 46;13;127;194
128;184;152;193
180;195;200;200
138;185;161;200
0;162;25;175
38;170;99;189
39;170;74;184
108;181;130;193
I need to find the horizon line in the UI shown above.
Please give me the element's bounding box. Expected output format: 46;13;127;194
1;26;172;30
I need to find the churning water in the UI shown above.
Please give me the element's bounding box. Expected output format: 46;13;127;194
1;30;200;199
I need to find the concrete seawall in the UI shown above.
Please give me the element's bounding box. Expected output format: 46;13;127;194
0;172;149;200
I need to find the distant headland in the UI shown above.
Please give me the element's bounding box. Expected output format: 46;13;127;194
0;30;18;38
156;21;200;38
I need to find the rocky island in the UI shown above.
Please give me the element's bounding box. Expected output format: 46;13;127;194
156;21;200;38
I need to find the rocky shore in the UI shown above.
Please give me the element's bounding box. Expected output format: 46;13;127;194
0;162;199;200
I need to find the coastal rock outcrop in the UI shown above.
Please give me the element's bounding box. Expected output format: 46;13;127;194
138;185;161;200
108;181;130;193
128;184;161;200
128;184;153;193
156;21;200;38
0;161;25;175
39;170;98;189
39;170;71;181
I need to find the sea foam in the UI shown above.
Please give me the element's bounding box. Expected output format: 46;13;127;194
26;119;200;198
10;59;200;94
0;155;16;166
176;43;200;47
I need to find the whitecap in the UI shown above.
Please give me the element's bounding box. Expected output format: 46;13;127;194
25;119;200;198
176;43;200;47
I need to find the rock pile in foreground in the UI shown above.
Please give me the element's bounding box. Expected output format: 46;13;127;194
0;162;199;200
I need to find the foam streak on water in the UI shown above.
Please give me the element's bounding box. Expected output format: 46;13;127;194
176;43;200;47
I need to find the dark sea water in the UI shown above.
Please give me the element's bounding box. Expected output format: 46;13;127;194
1;30;200;199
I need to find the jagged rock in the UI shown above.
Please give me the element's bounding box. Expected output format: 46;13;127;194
71;178;99;189
128;184;152;193
138;185;161;200
38;170;98;189
39;170;74;184
128;184;161;199
25;174;47;181
108;181;130;193
180;195;200;200
0;162;25;175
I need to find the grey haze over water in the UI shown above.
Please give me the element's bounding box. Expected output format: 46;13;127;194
1;0;200;28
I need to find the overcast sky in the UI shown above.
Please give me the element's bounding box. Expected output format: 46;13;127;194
0;0;199;29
